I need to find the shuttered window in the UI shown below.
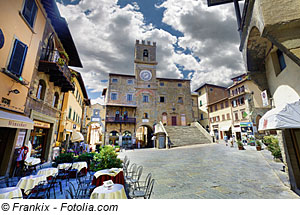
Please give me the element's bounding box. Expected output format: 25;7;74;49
22;0;38;28
8;39;28;76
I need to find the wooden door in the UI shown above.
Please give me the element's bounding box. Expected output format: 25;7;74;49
172;116;177;126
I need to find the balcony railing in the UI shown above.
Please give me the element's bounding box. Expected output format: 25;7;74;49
105;117;136;124
38;49;74;92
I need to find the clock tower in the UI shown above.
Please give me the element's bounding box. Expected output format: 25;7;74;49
134;40;157;87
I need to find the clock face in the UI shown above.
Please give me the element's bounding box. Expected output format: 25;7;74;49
140;70;152;81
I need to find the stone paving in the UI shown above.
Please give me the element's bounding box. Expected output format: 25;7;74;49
119;142;300;199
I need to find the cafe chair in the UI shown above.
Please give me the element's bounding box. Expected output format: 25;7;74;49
129;178;155;199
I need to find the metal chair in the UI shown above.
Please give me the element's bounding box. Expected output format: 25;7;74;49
129;178;155;199
125;163;137;181
127;165;143;189
65;190;73;199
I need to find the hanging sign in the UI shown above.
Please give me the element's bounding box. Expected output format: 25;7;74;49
261;90;269;107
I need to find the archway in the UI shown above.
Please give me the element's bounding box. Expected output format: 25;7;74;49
122;131;132;146
136;125;153;148
109;131;119;145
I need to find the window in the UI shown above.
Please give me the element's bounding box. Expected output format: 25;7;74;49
112;78;118;83
143;113;148;119
115;111;120;118
210;88;213;92
234;112;239;121
124;111;128;119
216;116;220;122
222;114;225;121
160;96;165;103
225;101;229;108
240;97;245;105
241;109;246;119
53;92;59;108
226;113;231;120
22;0;38;28
178;97;183;104
232;100;237;107
198;91;201;95
241;86;245;92
36;80;46;100
210;106;213;112
213;117;216;122
7;39;28;76
277;49;286;71
143;95;149;103
178;83;182;87
160;82;164;86
214;104;218;111
199;100;202;106
210;118;214;123
68;107;72;119
143;49;149;57
220;102;224;109
111;93;117;100
200;114;204;120
127;79;133;85
127;94;133;102
232;90;235;96
73;111;76;121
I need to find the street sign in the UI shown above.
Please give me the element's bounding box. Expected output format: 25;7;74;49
207;0;242;7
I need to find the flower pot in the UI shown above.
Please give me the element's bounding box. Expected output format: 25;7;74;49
238;146;244;150
256;146;261;151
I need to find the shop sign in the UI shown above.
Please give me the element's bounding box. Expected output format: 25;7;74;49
240;122;255;145
142;119;149;123
16;130;26;148
34;120;50;128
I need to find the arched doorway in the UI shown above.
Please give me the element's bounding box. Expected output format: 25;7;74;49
136;125;153;148
122;131;132;146
109;131;119;145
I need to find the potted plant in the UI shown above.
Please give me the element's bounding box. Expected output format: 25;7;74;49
256;140;262;151
237;140;244;150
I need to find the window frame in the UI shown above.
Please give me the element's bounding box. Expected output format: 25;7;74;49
127;79;134;85
7;39;28;76
160;96;165;103
111;92;118;101
21;0;38;29
143;95;149;103
127;93;133;102
112;78;118;83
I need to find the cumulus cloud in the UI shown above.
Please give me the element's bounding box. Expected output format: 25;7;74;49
58;0;245;101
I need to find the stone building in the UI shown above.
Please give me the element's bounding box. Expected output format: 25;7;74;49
239;0;300;194
103;40;193;147
227;74;270;141
24;0;82;162
195;84;228;132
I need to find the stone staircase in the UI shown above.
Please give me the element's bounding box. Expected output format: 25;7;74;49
165;125;212;148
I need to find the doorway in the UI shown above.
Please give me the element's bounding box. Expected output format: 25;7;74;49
136;125;153;148
30;127;49;161
172;116;177;126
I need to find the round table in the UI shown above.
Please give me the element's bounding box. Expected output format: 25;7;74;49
0;187;23;199
90;184;127;199
72;161;87;172
37;167;58;178
92;168;124;186
57;163;72;170
17;175;47;194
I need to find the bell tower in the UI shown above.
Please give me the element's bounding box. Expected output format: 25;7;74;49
134;40;157;85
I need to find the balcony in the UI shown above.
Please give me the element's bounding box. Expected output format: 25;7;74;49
38;49;74;92
105;117;136;124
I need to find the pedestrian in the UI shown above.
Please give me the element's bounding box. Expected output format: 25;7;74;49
224;135;228;146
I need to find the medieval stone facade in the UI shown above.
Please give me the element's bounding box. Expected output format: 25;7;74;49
103;40;193;147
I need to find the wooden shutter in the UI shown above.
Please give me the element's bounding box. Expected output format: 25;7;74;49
8;39;28;76
22;0;38;28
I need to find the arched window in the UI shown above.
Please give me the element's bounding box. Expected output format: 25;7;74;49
162;112;167;124
115;111;120;119
143;113;148;119
36;80;46;100
143;49;149;61
110;131;119;137
53;92;59;108
122;131;132;145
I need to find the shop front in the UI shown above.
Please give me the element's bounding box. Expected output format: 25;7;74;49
29;120;51;162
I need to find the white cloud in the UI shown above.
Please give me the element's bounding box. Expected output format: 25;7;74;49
58;0;245;97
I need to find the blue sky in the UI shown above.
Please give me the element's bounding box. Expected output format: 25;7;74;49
56;0;244;104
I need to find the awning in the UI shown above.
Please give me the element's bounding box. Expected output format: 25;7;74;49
0;110;34;129
71;131;84;142
233;126;241;132
220;123;231;131
259;100;300;131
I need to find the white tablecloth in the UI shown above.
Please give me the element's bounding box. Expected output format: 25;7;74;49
37;168;58;178
90;184;127;199
94;168;122;178
57;163;72;170
0;187;23;199
72;161;87;172
25;157;41;166
17;175;47;194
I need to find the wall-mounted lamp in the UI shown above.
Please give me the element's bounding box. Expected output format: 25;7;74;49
8;89;20;95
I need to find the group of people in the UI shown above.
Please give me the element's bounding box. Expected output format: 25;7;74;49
224;135;235;147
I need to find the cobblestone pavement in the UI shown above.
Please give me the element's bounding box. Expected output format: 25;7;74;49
119;143;300;199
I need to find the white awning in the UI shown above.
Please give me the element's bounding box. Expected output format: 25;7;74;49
259;100;300;131
71;131;84;142
0;110;34;129
233;126;241;132
219;123;231;131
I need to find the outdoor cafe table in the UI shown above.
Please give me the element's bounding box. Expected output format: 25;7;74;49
72;161;88;172
17;175;47;195
92;168;124;187
57;163;72;170
0;187;23;199
37;167;58;178
90;184;127;199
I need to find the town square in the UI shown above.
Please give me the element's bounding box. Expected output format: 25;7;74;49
1;0;300;207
